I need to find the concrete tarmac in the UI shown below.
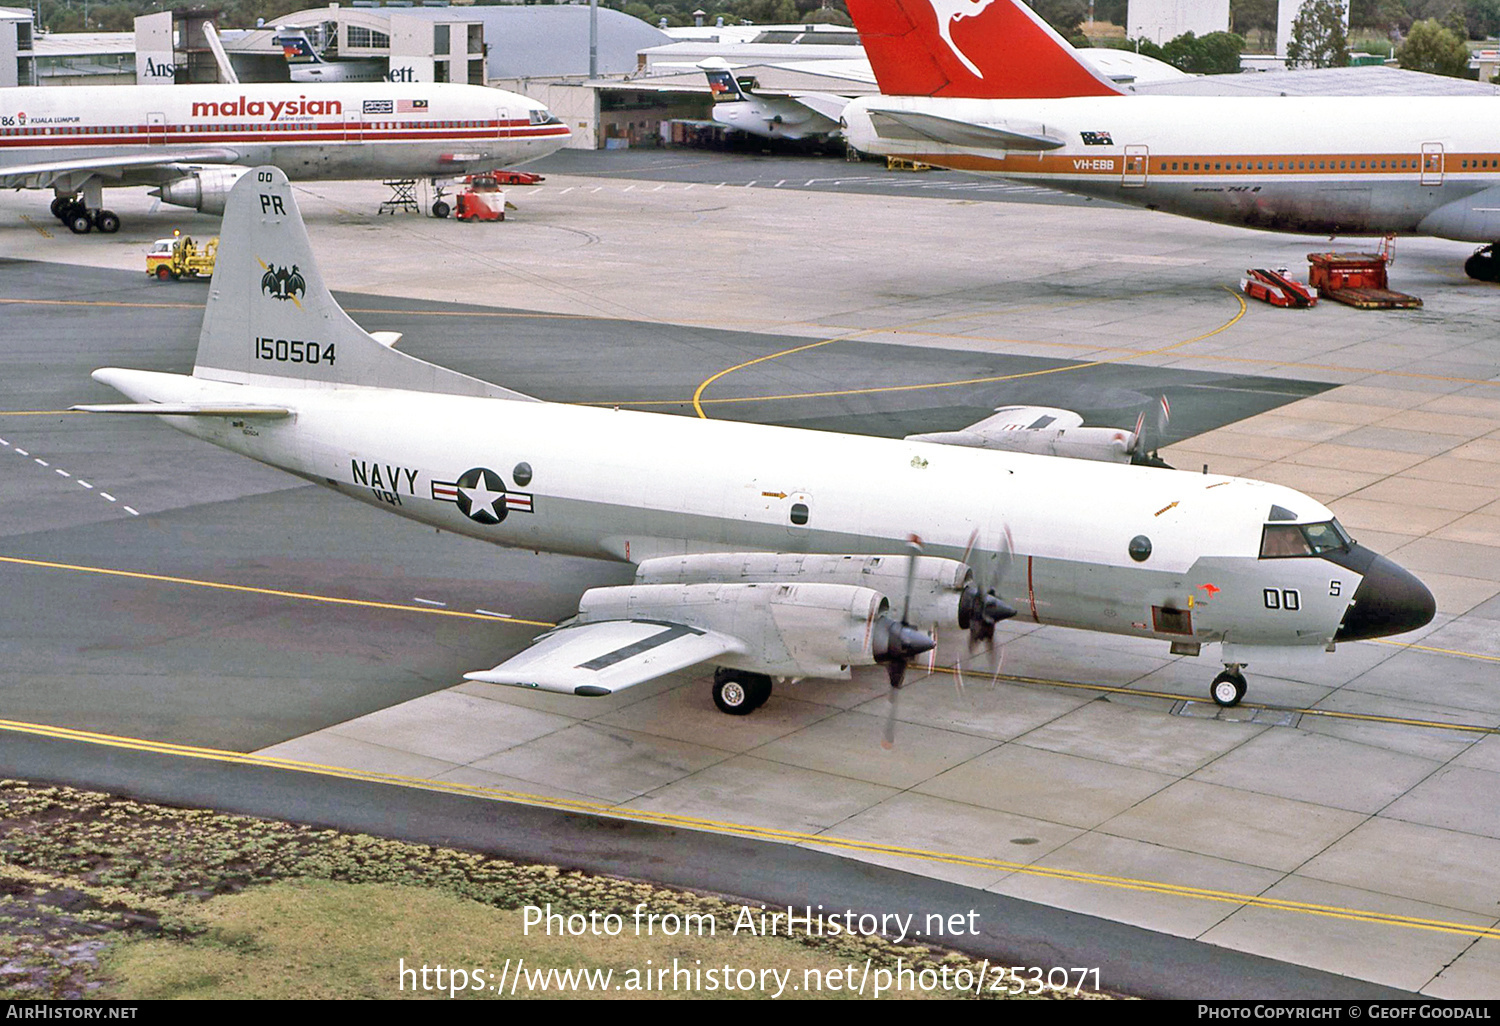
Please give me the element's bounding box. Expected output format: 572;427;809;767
2;160;1499;998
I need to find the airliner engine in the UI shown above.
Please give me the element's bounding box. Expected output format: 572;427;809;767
152;168;249;215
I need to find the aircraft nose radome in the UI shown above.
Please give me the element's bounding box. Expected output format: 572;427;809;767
1335;553;1436;642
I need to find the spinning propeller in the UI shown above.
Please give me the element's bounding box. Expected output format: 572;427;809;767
950;525;1020;696
1128;395;1172;468
876;536;938;749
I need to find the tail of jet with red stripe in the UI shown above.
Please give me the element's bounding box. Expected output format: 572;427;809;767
847;0;1123;99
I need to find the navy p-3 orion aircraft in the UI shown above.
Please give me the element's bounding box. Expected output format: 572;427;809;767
75;167;1435;719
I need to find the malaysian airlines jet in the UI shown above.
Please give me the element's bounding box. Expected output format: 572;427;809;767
841;0;1500;281
75;167;1434;717
0;81;569;233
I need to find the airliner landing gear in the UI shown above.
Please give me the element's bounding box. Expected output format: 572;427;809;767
53;198;119;235
1465;245;1500;282
1210;665;1247;708
712;667;773;715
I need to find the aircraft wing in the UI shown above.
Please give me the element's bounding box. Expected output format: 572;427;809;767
865;109;1065;151
465;619;746;697
71;403;292;417
788;92;852;122
0;151;242;190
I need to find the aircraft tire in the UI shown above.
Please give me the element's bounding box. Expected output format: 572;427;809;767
95;210;120;234
67;213;93;235
712;669;759;715
746;673;773;709
50;196;70;219
1465;246;1499;282
432;200;450;219
1210;670;1247;708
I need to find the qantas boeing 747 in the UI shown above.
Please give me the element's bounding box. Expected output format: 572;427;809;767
842;0;1500;280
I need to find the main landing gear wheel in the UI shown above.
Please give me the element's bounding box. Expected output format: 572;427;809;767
50;196;71;219
94;210;120;234
1465;245;1500;282
431;200;451;219
712;668;772;715
1210;669;1248;708
67;212;92;235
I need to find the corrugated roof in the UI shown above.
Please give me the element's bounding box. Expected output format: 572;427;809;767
1137;64;1500;96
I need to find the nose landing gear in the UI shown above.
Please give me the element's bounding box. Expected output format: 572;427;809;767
1210;665;1248;707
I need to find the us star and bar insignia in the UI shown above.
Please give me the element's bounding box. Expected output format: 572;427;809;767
432;466;534;524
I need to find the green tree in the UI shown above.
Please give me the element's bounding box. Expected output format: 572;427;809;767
1162;30;1247;74
1286;0;1350;68
1092;0;1128;25
1231;0;1277;49
1464;0;1500;37
1395;18;1472;76
1030;0;1089;38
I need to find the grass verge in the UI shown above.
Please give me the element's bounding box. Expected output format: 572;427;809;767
0;779;1115;1000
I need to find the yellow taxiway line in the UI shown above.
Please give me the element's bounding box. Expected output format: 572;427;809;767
0;712;1496;941
0;555;552;628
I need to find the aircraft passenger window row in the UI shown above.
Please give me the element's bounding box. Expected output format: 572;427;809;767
1159;158;1419;172
1259;520;1353;559
1461;160;1493;168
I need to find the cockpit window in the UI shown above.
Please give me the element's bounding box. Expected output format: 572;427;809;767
1260;519;1353;558
529;108;560;126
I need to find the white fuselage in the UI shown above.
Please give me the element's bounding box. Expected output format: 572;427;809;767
100;366;1371;656
0;81;570;185
712;96;841;142
843;93;1500;241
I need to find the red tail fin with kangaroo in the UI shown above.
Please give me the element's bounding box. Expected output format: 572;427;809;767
847;0;1123;99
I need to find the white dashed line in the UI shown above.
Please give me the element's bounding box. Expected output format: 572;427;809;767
412;596;447;607
474;609;513;619
8;439;134;514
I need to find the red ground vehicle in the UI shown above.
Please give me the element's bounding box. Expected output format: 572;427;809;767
455;174;509;222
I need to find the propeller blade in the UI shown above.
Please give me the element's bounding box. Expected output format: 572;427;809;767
901;534;922;625
881;687;900;749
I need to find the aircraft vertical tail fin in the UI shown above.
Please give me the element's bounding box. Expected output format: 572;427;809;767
194;166;534;401
699;58;750;102
847;0;1123;98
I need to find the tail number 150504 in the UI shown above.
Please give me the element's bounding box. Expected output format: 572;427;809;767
255;337;337;365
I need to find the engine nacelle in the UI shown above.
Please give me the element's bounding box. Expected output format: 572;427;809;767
634;552;968;630
576;581;891;678
153;168;249;215
907;405;1136;463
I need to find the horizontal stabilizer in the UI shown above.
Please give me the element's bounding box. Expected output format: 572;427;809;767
465;619;743;696
788;92;852;121
867;109;1064;150
70;403;291;418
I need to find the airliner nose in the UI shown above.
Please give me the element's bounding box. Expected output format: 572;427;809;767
1334;549;1436;642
